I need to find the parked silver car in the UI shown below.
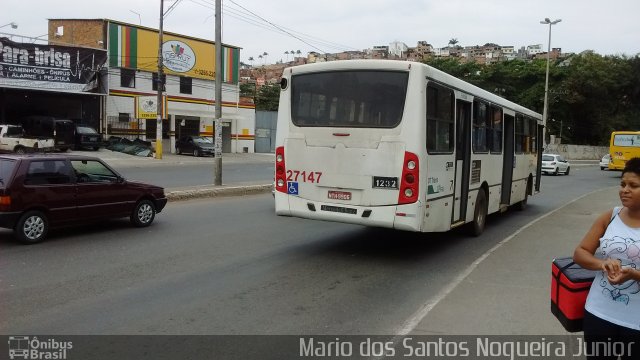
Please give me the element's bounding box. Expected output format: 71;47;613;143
542;154;570;175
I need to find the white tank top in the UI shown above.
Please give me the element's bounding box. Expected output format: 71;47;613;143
585;207;640;330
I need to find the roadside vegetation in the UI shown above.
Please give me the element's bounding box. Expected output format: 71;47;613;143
425;53;640;145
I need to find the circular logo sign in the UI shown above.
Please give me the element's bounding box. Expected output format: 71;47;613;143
162;40;196;73
141;98;156;112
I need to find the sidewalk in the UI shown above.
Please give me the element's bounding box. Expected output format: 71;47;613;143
409;186;619;335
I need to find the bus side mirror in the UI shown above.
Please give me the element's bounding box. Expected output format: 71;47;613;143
280;78;288;90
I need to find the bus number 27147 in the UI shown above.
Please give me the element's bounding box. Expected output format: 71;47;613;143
286;170;322;183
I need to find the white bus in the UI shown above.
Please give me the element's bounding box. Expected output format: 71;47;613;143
274;60;542;235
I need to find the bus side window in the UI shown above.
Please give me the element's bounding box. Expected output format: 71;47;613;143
426;84;454;153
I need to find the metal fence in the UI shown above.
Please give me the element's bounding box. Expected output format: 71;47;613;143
105;115;145;140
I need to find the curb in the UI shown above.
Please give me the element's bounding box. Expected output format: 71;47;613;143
166;184;272;201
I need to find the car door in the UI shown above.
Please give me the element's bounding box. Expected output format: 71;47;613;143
21;160;77;225
70;159;137;220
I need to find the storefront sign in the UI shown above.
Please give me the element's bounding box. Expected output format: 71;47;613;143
0;37;107;93
135;95;167;119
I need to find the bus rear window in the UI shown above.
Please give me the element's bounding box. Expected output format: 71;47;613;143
291;71;408;128
613;134;640;147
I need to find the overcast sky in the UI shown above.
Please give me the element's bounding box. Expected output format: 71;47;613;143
2;0;638;63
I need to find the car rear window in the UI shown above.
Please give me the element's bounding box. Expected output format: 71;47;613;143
542;155;554;161
0;159;17;185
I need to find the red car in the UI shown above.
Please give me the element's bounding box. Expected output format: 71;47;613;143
0;154;167;244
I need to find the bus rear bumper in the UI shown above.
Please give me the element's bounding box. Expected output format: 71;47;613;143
275;192;422;232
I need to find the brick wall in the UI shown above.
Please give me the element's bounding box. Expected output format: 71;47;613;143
48;19;105;49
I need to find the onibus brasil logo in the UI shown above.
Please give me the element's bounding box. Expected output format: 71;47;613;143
8;336;72;360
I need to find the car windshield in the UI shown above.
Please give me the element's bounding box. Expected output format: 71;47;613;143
193;137;213;144
542;155;555;161
76;126;98;134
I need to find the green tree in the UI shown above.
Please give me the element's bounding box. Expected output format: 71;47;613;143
239;82;256;98
423;53;640;145
255;83;280;111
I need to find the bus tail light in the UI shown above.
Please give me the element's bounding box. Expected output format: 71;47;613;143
275;146;287;193
398;152;419;205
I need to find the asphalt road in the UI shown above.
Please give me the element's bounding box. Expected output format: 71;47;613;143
114;160;274;189
0;165;618;335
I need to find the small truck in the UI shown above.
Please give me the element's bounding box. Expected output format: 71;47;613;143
0;124;54;154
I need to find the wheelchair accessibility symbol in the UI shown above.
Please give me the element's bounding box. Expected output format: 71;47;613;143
287;181;299;195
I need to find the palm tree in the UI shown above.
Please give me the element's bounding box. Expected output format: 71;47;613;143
448;38;458;48
262;52;269;65
296;50;301;56
284;51;290;61
248;56;254;67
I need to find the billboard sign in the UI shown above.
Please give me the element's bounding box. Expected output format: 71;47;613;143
0;37;107;93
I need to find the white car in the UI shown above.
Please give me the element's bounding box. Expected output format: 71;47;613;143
542;154;570;175
599;154;611;170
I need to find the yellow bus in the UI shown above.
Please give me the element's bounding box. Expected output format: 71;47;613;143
609;131;640;170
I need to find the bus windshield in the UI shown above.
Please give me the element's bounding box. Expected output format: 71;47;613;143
291;70;408;128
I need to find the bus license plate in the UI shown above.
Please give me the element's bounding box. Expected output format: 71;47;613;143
320;205;357;215
328;190;351;200
373;176;398;189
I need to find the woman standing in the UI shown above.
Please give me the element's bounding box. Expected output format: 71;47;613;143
574;158;640;360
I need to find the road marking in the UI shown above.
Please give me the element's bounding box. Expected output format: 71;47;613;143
395;186;613;336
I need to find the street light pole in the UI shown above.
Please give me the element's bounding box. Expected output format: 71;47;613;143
540;17;561;148
559;119;563;141
0;22;18;30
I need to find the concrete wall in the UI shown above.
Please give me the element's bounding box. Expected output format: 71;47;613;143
545;144;608;160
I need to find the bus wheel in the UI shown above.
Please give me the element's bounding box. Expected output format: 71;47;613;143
470;190;487;236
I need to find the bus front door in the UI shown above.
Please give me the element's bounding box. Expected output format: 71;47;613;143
453;99;472;224
501;114;515;206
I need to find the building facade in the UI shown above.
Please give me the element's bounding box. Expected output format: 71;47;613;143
49;19;255;154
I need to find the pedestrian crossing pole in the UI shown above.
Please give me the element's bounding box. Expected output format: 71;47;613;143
213;0;222;184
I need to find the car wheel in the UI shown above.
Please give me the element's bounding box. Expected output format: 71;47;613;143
565;167;570;175
130;199;156;227
15;210;49;244
600;166;605;170
193;149;200;157
93;147;100;151
469;190;487;236
14;146;26;154
553;168;559;176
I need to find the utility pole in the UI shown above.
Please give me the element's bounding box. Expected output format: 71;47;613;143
540;18;561;148
213;0;222;184
156;0;165;159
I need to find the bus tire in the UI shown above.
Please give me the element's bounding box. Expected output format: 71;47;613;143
470;190;487;236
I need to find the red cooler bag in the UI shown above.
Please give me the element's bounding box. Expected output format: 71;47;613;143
550;257;598;332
